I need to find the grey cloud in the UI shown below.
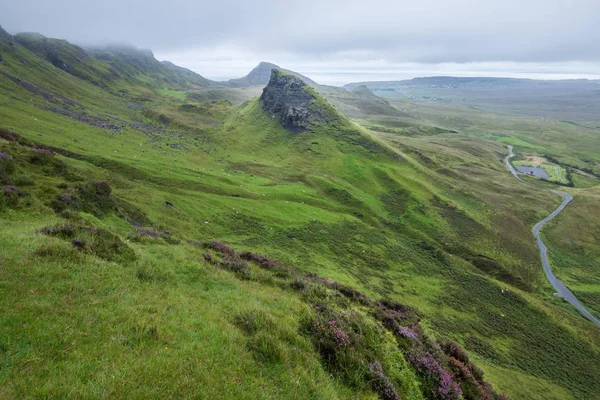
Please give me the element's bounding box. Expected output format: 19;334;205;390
1;0;599;83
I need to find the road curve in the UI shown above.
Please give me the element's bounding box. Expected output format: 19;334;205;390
506;145;600;327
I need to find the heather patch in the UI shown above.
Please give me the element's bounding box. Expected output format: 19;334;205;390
30;147;55;164
1;185;29;208
39;223;135;262
0;151;15;183
52;180;115;216
206;241;510;400
129;228;180;245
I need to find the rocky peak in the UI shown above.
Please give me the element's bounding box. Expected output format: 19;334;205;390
260;69;329;133
0;25;13;46
0;25;11;40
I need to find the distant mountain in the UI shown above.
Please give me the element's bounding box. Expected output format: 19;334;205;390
224;61;316;87
344;76;600;126
344;76;600;90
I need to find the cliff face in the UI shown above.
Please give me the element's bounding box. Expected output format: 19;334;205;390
260;69;327;133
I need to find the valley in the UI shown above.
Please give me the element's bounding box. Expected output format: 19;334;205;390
0;25;599;400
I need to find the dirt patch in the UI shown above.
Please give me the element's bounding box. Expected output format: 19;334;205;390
523;155;547;165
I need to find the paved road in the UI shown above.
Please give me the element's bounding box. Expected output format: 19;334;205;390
506;145;600;327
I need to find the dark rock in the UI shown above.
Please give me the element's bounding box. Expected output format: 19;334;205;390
0;25;11;42
260;69;327;133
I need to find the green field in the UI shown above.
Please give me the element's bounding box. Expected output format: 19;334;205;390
0;28;599;400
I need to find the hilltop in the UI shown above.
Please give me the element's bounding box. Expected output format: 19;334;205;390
224;61;317;87
260;69;337;132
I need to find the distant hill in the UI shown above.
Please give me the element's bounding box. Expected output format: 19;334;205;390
223;61;316;87
344;76;600;126
344;76;600;90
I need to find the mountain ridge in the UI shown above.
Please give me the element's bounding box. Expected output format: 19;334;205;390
224;61;316;87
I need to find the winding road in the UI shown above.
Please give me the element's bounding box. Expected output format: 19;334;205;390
506;145;600;327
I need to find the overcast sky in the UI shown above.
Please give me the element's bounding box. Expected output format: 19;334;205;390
2;0;600;85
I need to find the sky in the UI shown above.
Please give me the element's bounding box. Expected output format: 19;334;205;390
2;0;600;85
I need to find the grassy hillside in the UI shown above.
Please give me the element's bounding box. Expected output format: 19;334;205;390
0;29;599;399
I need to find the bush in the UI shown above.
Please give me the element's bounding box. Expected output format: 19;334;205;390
304;308;383;389
1;185;28;208
39;223;135;262
0;152;15;183
369;361;402;400
441;340;470;364
0;127;19;142
30;148;54;164
52;180;116;216
220;254;251;279
94;180;112;197
130;228;179;244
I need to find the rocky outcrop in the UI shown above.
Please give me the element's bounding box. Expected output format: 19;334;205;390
0;25;11;41
260;69;328;133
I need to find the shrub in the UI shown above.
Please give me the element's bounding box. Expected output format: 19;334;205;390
373;300;420;333
369;361;402;400
52;180;116;216
30;148;54;164
130;228;179;244
0;152;15;183
39;223;135;262
94;180;112;197
0;127;19;142
441;340;470;364
219;255;251;279
205;240;236;256
239;251;284;270
304;308;382;389
1;185;25;207
51;190;82;213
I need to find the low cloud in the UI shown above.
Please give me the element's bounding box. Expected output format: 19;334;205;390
2;0;599;84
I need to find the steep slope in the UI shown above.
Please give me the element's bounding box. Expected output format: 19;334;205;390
8;30;216;93
87;45;216;88
224;61;317;87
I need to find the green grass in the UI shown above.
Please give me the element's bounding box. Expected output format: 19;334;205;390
0;34;599;399
157;89;188;100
